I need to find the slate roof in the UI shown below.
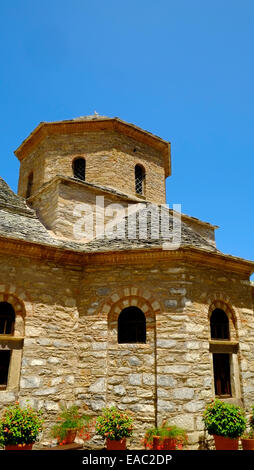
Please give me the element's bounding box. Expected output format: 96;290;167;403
0;177;217;254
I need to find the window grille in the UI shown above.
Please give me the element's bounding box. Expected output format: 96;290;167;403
135;165;145;195
213;353;231;396
73;158;86;181
0;302;16;390
0;351;11;389
0;302;15;335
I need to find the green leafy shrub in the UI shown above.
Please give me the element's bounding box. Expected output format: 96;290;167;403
0;402;44;447
96;407;133;441
249;406;254;433
242;406;254;438
203;399;246;438
51;404;92;444
143;421;188;449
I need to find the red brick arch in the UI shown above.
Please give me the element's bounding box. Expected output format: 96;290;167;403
99;287;162;345
0;285;34;336
100;286;162;320
207;294;239;341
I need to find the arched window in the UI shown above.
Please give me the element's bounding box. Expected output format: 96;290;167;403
135;165;145;195
210;308;230;340
0;302;15;390
118;306;146;343
210;308;231;397
26;172;33;198
73;158;86;181
0;302;15;335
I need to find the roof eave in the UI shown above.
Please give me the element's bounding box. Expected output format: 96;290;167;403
0;234;252;276
14;118;171;177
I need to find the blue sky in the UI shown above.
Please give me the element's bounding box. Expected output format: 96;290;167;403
0;0;253;270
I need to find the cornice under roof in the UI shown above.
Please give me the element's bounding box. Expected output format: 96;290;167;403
14;117;171;177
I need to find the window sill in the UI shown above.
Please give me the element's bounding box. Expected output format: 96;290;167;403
0;388;18;394
0;335;24;341
215;394;232;399
109;343;152;350
209;340;239;354
209;340;238;346
135;193;146;199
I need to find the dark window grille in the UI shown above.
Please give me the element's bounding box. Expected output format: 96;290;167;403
73;158;86;181
0;302;15;335
213;353;231;396
210;309;229;340
135;165;145;195
118;307;146;343
26;172;33;198
0;350;11;389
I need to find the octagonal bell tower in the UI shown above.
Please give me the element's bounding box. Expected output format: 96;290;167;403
14;115;171;240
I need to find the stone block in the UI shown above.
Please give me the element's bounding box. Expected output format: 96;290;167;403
128;374;142;385
173;388;194;400
89;378;106;393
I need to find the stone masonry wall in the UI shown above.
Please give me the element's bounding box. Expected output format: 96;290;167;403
0;252;253;449
0;253;82;447
29;178;132;241
18;146;45;199
29;178;217;246
79;259;254;449
18;131;166;204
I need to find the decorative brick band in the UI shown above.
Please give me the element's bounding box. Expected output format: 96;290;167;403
100;286;162;323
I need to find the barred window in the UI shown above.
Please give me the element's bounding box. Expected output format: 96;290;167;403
0;302;15;335
0;302;15;390
213;353;231;397
73;158;86;181
0;351;11;389
118;307;146;343
26;172;33;198
135;165;145;195
210;308;232;397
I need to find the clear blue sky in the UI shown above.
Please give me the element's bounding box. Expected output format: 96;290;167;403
0;0;253;270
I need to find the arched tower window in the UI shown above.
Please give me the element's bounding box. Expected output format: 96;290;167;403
73;158;86;181
26;172;33;198
0;302;15;390
135;165;145;195
210;308;230;340
118;306;146;343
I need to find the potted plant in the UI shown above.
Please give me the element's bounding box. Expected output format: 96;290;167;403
0;402;44;450
241;406;254;450
51;404;92;445
143;421;188;450
203;399;246;450
96;406;133;450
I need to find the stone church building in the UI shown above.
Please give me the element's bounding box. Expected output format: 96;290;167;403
0;115;253;448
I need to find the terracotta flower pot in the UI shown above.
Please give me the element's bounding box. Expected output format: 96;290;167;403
213;435;239;450
241;438;254;450
106;438;126;450
153;436;180;450
58;429;77;445
65;429;77;444
5;443;34;450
